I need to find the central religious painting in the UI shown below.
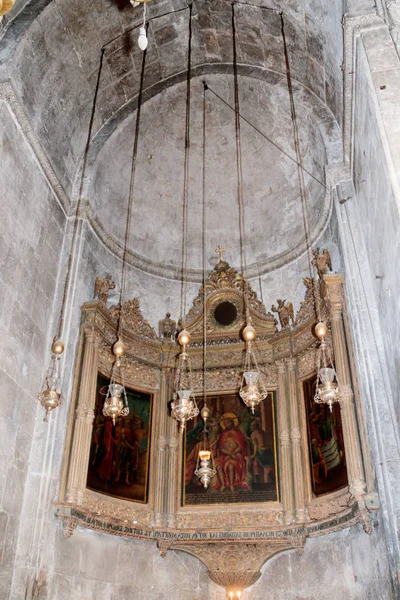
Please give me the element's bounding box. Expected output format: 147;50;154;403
183;391;279;505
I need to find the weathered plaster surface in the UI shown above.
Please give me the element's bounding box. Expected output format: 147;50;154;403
87;73;339;278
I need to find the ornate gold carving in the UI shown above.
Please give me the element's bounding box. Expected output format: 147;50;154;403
93;274;115;304
297;348;317;378
271;299;294;329
60;266;373;597
279;429;291;448
176;509;283;529
158;313;176;340
109;297;157;340
295;277;316;325
185;259;276;335
308;490;352;522
356;505;373;535
78;494;153;526
169;540;294;591
62;516;78;539
0;1;16;19
312;248;332;278
157;436;168;451
290;427;302;444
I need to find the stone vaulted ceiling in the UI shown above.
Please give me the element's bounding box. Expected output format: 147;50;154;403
0;0;344;278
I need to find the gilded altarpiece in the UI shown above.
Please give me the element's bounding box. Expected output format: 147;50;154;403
57;261;377;594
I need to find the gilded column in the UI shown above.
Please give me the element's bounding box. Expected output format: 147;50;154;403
277;360;294;525
287;357;306;522
154;367;170;527
166;421;179;528
66;327;98;504
324;274;366;499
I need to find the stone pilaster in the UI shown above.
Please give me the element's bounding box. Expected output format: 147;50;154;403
154;368;170;527
287;357;307;522
277;360;294;525
324;274;366;499
66;328;98;504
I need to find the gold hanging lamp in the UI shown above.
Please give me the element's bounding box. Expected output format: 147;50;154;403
171;329;199;433
313;321;341;411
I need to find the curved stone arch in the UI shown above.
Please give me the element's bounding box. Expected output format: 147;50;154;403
3;0;343;201
74;63;341;282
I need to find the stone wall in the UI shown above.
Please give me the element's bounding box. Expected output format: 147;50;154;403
334;22;400;595
0;91;66;598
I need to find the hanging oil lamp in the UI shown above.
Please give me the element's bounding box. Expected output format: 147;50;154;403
38;339;65;422
102;339;129;425
239;321;268;414
194;403;216;489
171;329;199;432
314;321;341;411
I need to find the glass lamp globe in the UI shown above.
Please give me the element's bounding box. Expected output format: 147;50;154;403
103;383;129;425
171;390;198;432
239;371;267;414
315;368;340;411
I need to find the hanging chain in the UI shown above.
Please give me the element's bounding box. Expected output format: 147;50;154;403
179;3;193;327
281;14;321;321
232;3;251;326
232;4;247;281
56;49;105;341
117;32;148;341
202;81;208;404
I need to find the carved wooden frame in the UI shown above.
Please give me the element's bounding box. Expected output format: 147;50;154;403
56;265;377;593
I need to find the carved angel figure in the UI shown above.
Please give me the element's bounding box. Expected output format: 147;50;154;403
312;248;332;278
271;299;294;329
159;312;176;340
93;274;115;304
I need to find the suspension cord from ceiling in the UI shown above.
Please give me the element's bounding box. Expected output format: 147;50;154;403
118;27;148;340
56;48;105;342
202;81;208;404
232;3;247;282
281;13;321;321
179;2;193;327
204;84;326;189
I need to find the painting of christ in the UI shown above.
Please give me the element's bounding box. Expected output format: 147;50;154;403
183;392;279;505
86;373;153;504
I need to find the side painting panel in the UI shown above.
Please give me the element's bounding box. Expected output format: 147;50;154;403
87;373;153;503
183;392;279;505
304;377;348;496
